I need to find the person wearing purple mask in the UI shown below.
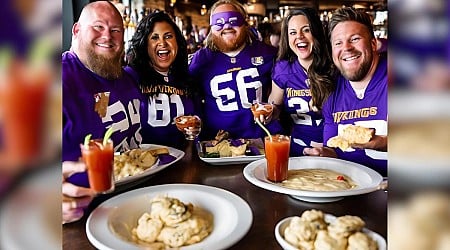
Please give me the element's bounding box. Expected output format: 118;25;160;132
189;0;282;140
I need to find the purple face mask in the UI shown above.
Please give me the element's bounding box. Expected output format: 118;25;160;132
210;11;245;31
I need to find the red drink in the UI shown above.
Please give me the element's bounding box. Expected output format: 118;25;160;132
251;102;273;119
80;139;114;193
265;135;290;182
0;60;50;167
174;115;202;140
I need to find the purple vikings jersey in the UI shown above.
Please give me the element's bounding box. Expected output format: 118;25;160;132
322;57;388;176
125;67;196;149
189;40;282;139
63;51;143;161
272;60;324;156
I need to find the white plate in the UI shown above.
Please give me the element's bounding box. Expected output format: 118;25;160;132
115;144;184;186
389;91;450;188
0;166;60;250
196;140;264;165
275;214;386;250
86;184;253;250
199;154;265;165
243;156;383;203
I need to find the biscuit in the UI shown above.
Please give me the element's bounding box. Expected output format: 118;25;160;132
328;215;365;238
347;232;378;250
134;213;163;243
284;216;317;244
313;230;347;250
327;125;373;151
157;226;192;247
155;211;212;247
341;125;374;144
150;196;193;226
301;209;327;230
327;136;350;151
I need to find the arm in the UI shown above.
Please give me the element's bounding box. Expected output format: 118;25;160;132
352;134;387;152
62;161;96;224
303;93;338;158
303;146;338;158
264;81;284;123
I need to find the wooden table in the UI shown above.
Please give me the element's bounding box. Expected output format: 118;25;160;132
63;142;387;249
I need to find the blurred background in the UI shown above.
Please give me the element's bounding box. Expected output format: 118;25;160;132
0;0;449;249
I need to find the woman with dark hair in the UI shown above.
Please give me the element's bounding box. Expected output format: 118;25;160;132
126;11;198;148
268;7;336;156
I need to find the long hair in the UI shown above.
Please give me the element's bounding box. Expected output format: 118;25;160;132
126;11;190;91
203;0;256;51
328;7;375;40
277;8;336;110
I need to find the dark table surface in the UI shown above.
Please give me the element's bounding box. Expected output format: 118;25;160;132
63;142;387;249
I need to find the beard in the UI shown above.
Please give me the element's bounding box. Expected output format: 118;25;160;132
339;52;373;82
80;38;123;80
212;29;247;52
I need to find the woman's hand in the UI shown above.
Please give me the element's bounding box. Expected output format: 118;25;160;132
303;146;338;158
62;161;95;224
351;135;387;152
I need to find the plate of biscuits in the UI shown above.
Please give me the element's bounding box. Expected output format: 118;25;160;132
86;184;253;250
275;209;386;250
196;130;265;165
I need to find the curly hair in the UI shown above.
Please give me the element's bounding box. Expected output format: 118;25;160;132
126;11;190;91
277;8;336;110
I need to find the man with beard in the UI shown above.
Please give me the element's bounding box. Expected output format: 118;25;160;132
189;0;282;140
62;1;143;223
303;7;387;176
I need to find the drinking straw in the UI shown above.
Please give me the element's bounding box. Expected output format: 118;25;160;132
103;127;114;146
255;119;272;142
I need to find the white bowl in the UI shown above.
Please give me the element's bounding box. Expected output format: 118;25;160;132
389;91;450;188
275;214;387;250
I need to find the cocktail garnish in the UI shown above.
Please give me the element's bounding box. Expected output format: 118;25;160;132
83;134;92;149
103;127;114;146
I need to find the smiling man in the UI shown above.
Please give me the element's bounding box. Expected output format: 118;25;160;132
62;1;144;223
303;7;387;177
189;0;281;140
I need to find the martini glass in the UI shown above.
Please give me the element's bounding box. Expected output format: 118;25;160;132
174;115;202;140
251;101;274;124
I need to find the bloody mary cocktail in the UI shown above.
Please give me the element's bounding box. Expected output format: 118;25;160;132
80;139;114;193
174;115;202;140
251;102;273;120
265;135;290;182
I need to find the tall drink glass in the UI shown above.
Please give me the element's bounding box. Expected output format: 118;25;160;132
80;139;114;194
265;135;290;182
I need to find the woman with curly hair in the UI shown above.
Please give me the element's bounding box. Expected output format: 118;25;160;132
126;11;199;148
